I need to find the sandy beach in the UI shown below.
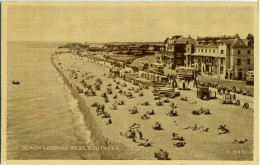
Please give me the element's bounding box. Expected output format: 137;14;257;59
51;51;254;160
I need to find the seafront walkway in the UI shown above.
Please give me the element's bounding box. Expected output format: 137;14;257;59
197;75;254;93
184;81;254;109
92;54;254;109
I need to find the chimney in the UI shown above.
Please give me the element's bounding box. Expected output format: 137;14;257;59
188;35;191;38
235;33;240;39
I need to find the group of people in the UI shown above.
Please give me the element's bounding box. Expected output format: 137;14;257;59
181;124;209;132
243;102;250;109
141;110;155;120
192;107;211;116
218;125;230;135
120;123;150;145
172;132;186;148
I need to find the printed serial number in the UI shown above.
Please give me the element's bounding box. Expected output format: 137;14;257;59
226;150;249;154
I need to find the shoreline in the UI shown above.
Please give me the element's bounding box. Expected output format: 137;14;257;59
50;53;134;160
50;54;105;159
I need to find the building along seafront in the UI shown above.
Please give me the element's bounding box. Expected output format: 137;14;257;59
162;34;254;80
162;35;197;70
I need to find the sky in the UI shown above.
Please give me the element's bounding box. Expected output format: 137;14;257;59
7;3;255;43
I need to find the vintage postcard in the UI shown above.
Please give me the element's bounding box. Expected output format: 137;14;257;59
1;1;259;165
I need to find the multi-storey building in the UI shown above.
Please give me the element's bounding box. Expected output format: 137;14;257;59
162;34;254;80
221;38;254;80
186;35;254;80
192;42;219;76
162;35;196;69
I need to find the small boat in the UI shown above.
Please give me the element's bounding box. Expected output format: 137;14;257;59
12;80;20;85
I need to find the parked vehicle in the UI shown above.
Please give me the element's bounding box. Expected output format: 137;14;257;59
246;71;254;85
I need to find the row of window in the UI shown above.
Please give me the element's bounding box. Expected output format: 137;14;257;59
237;50;251;55
169;46;252;55
193;49;252;55
222;50;251;55
192;58;251;65
195;48;217;53
237;59;251;65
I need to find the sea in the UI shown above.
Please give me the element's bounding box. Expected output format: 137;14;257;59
6;42;94;160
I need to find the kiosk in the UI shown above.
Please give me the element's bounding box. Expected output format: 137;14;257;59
197;86;210;100
197;86;217;100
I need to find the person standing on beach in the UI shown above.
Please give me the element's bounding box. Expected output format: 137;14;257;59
233;94;236;102
137;130;143;140
131;130;136;142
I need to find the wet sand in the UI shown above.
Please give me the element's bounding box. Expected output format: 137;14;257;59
51;51;254;160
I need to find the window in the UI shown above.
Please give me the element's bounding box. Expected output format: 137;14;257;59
202;49;203;53
221;50;224;54
237;59;241;65
221;59;224;65
187;48;190;52
209;49;211;53
248;59;250;65
220;66;224;74
176;53;182;57
247;50;251;55
238;50;241;55
205;49;207;53
213;49;215;53
176;59;182;64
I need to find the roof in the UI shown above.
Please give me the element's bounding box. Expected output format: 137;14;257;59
175;37;197;45
138;61;148;63
241;39;254;47
151;62;164;66
194;44;218;48
134;77;152;83
219;38;253;48
220;39;235;45
231;39;246;48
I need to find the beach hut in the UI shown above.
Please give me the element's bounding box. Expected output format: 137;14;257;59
111;69;120;77
223;94;233;104
196;86;210;100
160;75;168;84
133;77;152;86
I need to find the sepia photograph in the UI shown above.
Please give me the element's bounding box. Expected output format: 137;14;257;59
1;1;259;164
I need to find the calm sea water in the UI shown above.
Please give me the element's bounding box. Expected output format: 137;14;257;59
6;42;93;159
